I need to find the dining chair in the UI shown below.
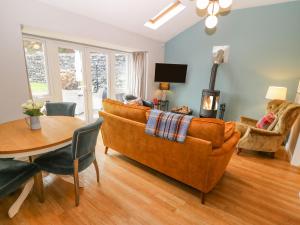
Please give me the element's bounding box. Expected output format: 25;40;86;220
0;159;43;218
45;102;76;117
34;118;103;206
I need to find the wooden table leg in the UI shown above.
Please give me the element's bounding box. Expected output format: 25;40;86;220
8;178;34;218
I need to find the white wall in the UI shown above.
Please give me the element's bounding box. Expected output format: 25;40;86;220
0;0;164;123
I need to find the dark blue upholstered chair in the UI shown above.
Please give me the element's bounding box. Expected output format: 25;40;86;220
34;118;103;206
0;159;41;217
45;102;76;117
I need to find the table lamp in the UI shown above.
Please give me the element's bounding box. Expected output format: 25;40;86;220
265;86;287;100
159;82;170;101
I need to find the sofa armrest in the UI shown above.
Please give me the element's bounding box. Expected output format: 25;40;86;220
205;132;240;193
240;116;258;126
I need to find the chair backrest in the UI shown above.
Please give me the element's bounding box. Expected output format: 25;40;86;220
267;100;300;136
46;102;76;117
71;118;103;160
272;104;300;136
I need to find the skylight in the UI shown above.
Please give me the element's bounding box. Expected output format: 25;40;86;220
144;0;186;30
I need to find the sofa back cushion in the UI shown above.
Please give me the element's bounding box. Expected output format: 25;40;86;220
188;118;225;148
102;99;150;123
145;111;225;148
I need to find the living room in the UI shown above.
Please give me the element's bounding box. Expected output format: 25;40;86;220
0;0;300;224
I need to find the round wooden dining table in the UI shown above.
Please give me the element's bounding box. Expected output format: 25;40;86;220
0;116;85;218
0;116;85;158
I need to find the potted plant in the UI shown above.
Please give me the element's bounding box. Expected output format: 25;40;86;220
21;100;44;130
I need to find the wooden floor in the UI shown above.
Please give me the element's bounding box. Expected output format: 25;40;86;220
1;139;300;225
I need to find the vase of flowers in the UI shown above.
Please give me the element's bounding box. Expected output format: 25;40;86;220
22;100;44;130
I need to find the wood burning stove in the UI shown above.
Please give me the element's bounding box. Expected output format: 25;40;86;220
200;50;224;118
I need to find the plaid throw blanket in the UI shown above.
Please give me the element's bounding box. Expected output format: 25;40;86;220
145;110;193;143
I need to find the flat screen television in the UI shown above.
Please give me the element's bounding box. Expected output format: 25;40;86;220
154;63;187;83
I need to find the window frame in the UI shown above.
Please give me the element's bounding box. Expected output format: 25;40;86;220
22;36;53;101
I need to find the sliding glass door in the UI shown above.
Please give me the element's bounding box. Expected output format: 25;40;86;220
23;35;131;122
86;50;109;121
57;46;86;120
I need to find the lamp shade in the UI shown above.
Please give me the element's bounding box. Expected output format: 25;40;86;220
265;86;287;100
159;82;170;90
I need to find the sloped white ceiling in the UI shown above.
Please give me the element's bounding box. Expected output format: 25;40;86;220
36;0;295;42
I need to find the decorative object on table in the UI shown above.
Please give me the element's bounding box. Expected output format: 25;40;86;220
195;0;233;29
171;106;193;115
145;110;193;143
153;98;159;109
200;48;227;118
154;63;187;101
236;100;300;157
158;100;169;111
265;86;287;100
34;118;103;206
22;100;44;130
45;102;76;117
285;80;300;166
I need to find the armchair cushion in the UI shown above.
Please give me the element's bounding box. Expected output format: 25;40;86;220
0;159;39;198
256;112;276;129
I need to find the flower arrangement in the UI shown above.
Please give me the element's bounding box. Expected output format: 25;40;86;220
21;100;44;117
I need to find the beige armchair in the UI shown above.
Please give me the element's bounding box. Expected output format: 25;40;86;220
236;100;300;156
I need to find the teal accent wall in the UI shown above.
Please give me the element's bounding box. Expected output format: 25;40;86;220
165;1;300;121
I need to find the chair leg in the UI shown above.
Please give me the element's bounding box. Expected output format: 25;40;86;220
93;159;100;183
34;172;44;203
237;148;242;155
73;159;80;207
105;146;109;154
201;192;205;204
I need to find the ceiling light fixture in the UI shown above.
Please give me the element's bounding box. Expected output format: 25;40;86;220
196;0;233;29
144;0;186;30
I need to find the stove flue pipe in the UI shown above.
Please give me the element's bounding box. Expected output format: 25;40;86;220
209;49;224;91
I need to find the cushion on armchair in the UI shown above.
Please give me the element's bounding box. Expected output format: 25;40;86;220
256;112;276;129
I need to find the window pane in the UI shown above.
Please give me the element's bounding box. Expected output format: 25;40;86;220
115;54;128;90
90;53;108;119
23;39;49;96
58;47;85;119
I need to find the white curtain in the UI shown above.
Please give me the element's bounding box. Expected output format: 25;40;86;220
130;52;146;99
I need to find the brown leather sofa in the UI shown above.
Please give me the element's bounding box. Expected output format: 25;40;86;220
99;99;240;203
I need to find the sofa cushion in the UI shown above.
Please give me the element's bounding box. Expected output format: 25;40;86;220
146;111;225;147
102;99;150;123
188;118;225;148
224;122;235;141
